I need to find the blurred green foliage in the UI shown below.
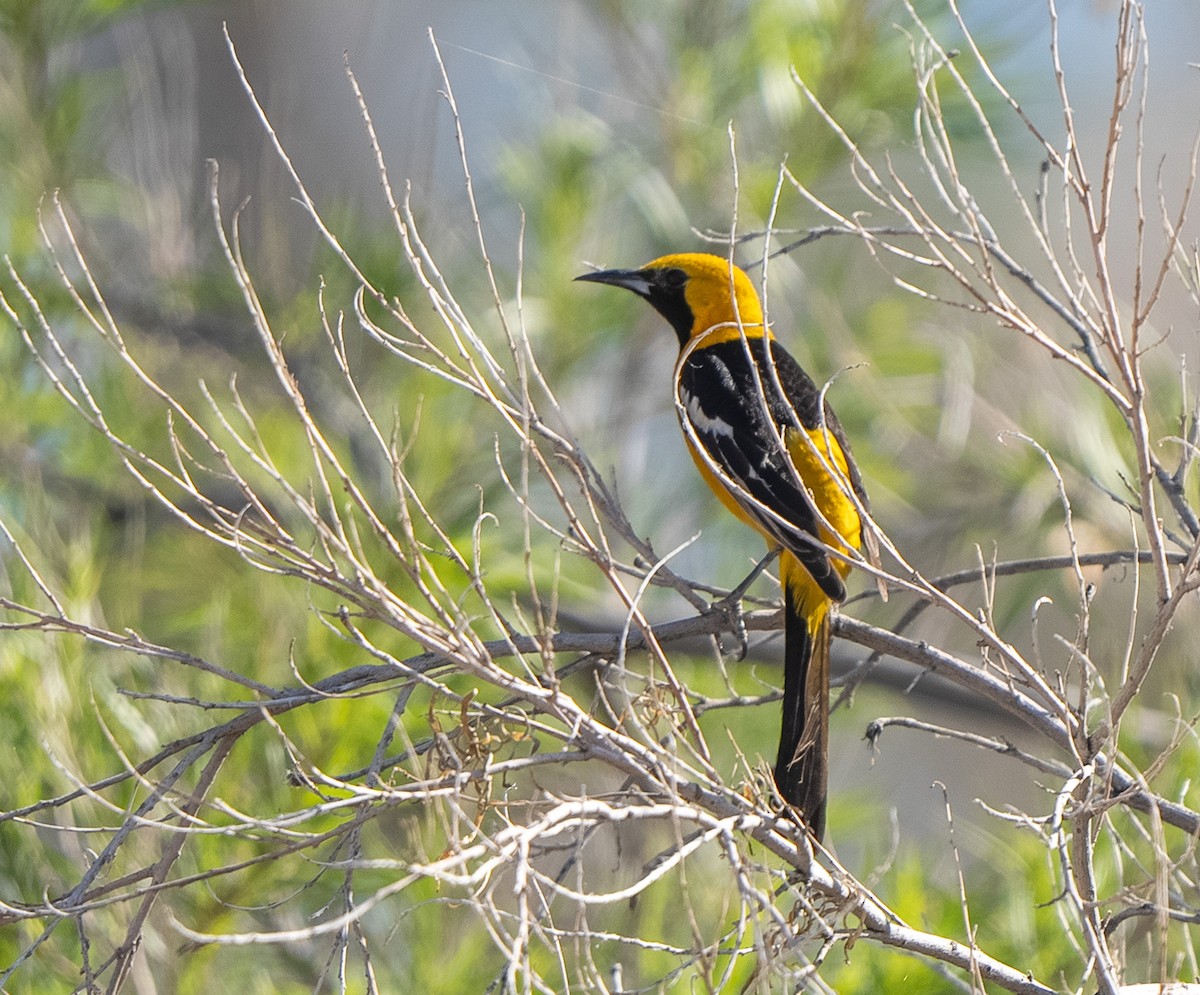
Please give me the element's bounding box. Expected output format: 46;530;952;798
2;0;1196;991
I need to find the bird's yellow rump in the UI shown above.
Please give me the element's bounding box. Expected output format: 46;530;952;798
578;252;869;840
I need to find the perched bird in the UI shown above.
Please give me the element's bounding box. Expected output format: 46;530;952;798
577;252;869;840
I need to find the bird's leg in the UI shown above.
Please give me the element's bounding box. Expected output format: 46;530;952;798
709;547;781;661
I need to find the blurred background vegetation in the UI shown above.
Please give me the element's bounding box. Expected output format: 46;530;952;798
1;0;1199;990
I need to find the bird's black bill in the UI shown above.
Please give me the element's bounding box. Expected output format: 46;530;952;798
576;264;694;344
574;268;653;296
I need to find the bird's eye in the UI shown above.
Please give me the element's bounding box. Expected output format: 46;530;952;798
662;268;688;289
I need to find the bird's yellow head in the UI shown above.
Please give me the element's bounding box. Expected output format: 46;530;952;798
576;252;765;347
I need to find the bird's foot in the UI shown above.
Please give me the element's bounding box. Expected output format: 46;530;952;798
708;548;780;661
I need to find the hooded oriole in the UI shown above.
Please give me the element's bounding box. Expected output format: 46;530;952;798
577;252;868;840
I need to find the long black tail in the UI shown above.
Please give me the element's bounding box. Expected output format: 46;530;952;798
773;586;831;841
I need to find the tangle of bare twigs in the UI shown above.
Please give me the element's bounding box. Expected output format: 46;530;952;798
1;2;1198;992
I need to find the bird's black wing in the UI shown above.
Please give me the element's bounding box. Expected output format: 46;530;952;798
677;339;846;602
